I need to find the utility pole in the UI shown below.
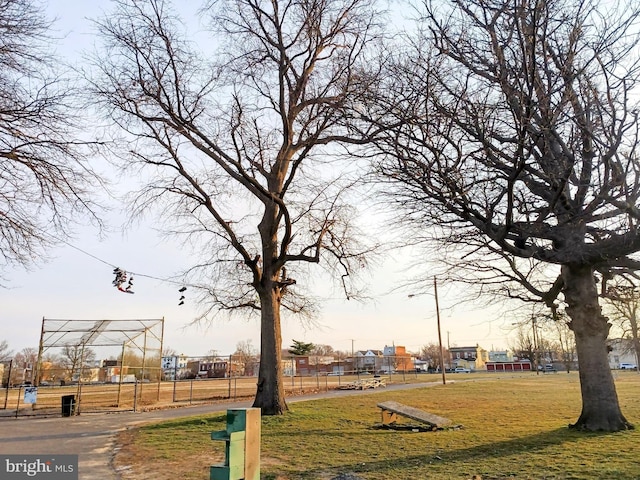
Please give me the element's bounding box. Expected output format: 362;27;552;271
408;287;447;385
351;339;357;377
532;316;540;375
434;277;446;385
447;330;452;371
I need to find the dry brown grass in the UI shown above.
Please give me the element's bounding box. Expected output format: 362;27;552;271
113;372;640;480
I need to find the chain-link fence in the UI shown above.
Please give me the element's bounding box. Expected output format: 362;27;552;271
1;354;429;418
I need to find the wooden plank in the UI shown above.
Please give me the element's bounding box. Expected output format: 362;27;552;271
380;409;397;425
243;408;261;480
377;401;451;428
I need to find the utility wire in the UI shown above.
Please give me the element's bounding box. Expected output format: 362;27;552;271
38;228;184;286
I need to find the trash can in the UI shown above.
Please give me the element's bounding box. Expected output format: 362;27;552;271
61;395;76;417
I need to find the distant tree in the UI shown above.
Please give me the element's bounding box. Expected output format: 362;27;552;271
288;340;314;356
119;350;159;380
0;0;102;281
310;344;335;357
13;347;37;384
372;0;640;431
39;352;62;383
233;340;258;376
204;349;219;361
551;317;577;373
91;0;384;415
0;340;12;362
0;340;13;386
419;343;448;371
510;312;548;371
162;347;177;357
60;344;97;382
333;350;349;360
603;280;640;369
510;325;536;366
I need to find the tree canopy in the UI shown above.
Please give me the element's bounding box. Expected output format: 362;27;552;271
288;340;315;356
91;0;385;414
370;0;640;431
0;0;102;280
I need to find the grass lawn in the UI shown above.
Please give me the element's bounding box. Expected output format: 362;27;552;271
114;372;640;479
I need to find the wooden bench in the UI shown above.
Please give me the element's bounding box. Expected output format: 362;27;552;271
377;401;452;429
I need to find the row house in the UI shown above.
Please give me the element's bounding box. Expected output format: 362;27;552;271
100;359;133;383
382;345;414;372
161;355;190;380
292;355;335;376
354;350;384;373
229;353;259;377
186;359;231;378
449;345;489;371
488;350;513;362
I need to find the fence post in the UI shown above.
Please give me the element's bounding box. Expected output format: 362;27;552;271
15;386;21;418
172;379;177;403
3;360;12;409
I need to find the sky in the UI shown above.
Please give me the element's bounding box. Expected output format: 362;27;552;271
0;0;517;359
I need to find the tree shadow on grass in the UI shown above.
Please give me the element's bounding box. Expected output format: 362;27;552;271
297;427;611;478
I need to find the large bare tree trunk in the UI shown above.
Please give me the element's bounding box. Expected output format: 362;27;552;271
563;264;633;431
253;287;288;415
253;202;288;415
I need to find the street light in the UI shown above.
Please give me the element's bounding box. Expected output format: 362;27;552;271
409;276;447;385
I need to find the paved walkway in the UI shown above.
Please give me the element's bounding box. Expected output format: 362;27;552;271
0;381;441;479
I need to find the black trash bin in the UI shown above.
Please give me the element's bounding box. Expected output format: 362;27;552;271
61;395;76;417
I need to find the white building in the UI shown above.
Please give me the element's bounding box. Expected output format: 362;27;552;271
161;354;190;380
607;338;639;369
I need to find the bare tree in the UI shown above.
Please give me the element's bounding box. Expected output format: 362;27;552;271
204;349;219;361
12;347;37;384
90;0;384;414
420;342;448;371
60;344;96;382
372;0;640;430
310;344;335;356
0;0;103;279
162;347;177;357
0;340;12;362
0;339;13;387
548;313;578;373
603;280;640;369
333;349;349;360
510;324;536;366
233;340;258;376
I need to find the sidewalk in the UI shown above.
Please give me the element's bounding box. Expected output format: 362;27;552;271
0;401;252;480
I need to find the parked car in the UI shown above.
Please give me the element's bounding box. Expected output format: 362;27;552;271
453;366;471;373
540;364;557;373
619;363;637;370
